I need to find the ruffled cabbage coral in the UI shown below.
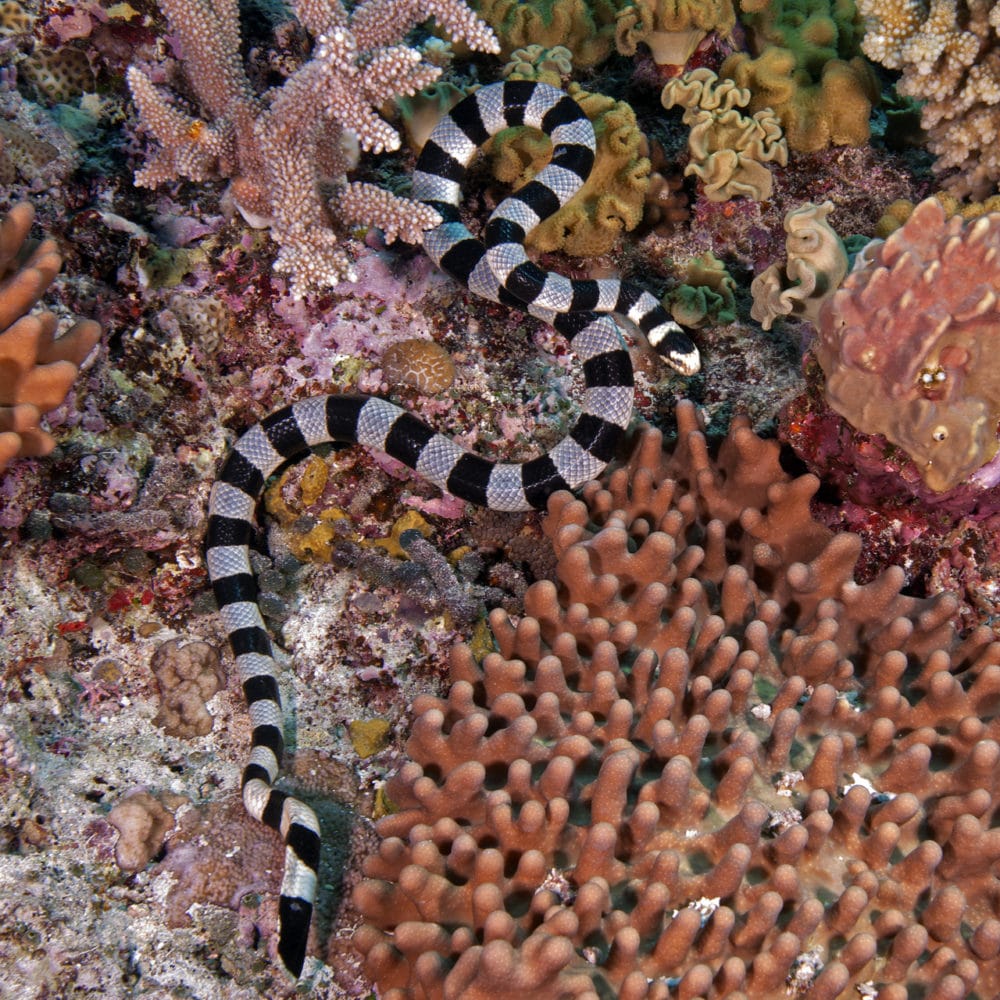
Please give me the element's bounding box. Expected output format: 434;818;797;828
490;82;651;257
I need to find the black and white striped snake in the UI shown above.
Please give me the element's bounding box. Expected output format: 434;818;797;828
205;80;699;976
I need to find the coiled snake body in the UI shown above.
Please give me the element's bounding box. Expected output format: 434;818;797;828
205;81;699;976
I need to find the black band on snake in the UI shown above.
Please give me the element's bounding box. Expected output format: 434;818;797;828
205;80;700;977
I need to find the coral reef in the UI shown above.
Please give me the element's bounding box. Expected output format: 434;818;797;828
858;0;1000;199
813;196;1000;493
0;201;100;472
721;0;878;152
490;82;651;256
127;0;499;295
661;68;788;202
616;0;737;66
0;0;995;990
750;200;849;329
353;404;1000;998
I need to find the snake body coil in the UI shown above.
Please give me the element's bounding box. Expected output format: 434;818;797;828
206;81;698;976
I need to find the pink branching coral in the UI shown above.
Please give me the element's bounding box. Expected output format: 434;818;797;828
127;0;499;296
353;403;1000;999
0;201;100;473
858;0;1000;198
813;196;1000;493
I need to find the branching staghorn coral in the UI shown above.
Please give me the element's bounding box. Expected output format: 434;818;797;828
858;0;1000;198
0;202;100;473
661;68;788;201
353;403;1000;998
127;0;499;296
813;196;1000;493
750;200;849;329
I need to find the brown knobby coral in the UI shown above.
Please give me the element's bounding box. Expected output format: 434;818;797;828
150;639;227;739
0;201;100;472
381;338;457;394
813;196;1000;493
353;402;1000;998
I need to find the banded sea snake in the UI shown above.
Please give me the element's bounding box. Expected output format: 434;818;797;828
205;80;700;976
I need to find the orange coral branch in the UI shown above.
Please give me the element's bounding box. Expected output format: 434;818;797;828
0;201;101;472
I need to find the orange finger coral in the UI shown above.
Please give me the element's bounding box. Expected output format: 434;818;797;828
0;201;100;473
353;403;1000;998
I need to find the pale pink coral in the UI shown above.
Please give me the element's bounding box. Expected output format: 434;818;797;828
813;196;1000;493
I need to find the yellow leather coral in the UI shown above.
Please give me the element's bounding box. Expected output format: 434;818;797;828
472;0;620;67
720;0;878;152
0;202;100;472
616;0;736;65
661;68;787;201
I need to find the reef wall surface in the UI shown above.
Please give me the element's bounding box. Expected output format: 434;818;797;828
0;0;997;997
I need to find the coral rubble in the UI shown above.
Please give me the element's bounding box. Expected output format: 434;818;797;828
353;404;1000;998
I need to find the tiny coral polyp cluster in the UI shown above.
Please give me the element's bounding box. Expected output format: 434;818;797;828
353;405;1000;998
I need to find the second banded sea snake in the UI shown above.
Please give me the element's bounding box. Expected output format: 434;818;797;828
205;80;700;976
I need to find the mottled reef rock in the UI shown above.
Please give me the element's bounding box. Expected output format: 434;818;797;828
353;402;1000;999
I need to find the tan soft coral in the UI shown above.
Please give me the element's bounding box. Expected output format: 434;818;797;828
353;403;1000;998
661;68;788;201
0;201;100;472
616;0;737;66
813;196;1000;493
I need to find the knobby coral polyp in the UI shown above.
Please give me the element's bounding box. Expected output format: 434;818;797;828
353;403;1000;999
